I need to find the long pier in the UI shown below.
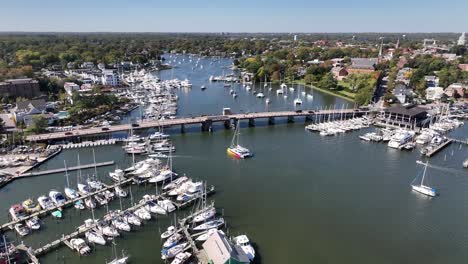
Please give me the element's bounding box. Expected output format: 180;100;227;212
425;139;453;157
18;161;115;177
26;109;366;142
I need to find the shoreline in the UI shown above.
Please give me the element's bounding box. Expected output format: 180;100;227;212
297;81;355;102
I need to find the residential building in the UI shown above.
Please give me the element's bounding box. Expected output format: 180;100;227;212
101;69;121;86
458;32;466;46
98;63;106;71
424;76;439;88
458;64;468;72
445;83;466;98
202;231;250;264
393;84;413;104
13;99;47;126
426;86;444;101
81;62;95;69
63;82;80;96
0;78;42;99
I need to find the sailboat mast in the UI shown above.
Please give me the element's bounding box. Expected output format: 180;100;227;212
93;148;98;180
64;160;70;187
421;161;429;186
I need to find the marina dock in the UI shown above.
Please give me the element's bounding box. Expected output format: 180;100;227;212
425;139;453;157
17;161;115;177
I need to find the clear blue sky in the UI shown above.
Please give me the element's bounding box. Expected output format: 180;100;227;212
1;0;466;32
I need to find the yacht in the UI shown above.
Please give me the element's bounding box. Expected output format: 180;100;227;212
112;217;131;232
227;124;252;159
70;238;91;255
64;187;80;200
85;230;106;246
161;242;188;260
144;200;167;215
192;218;225;231
161;226;176;239
276;88;284;95
84;197;97;209
22;199;41;213
26;216;41;230
14;224;30;237
256;93;265;98
163;176;188;191
163;233;183;249
388;130;414;149
193;207;216;223
134;207;151;220
158;199;176;213
294;98;303;105
49;190;67;206
123;212;141;226
171;252;192;264
149;169;177;183
233;235;255;261
37;195;54;210
115;186;128;197
195;228;221;242
411;161;437;197
9;204;27;221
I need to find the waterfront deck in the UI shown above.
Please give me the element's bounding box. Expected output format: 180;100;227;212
26;109;366;142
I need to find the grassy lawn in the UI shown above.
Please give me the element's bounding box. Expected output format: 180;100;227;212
296;80;355;102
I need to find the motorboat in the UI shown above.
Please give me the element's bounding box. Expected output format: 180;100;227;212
115;186;128;197
144;201;167;215
161;242;188;260
294;98;303;105
158;199;176;213
149;169;176;183
112;217;131;232
161;226;176;239
134;208;151;220
233;235;255;261
49;190;67;206
85;230;106;246
77;183;94;195
74;200;86;210
25;216;41;230
149;131;170;141
193;208;216;223
265;98;271;104
87;179;105;190
97;221;120;238
162;176;188;191
70;238;91;255
171;252;192;264
14;223;30;237
37;195;55;210
22;199;41;213
84;197;97;209
64;187;80;200
94;193;108;206
109;169;126;182
123;212;141;226
163;233;183;249
9;204;27;220
256;93;265;98
51;210;63;218
107;255;130;264
192;218;224;231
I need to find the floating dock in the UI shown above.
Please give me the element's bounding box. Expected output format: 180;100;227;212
18;161;115;178
425;139;453;157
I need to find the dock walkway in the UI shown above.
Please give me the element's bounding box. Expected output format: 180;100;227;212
18;161;115;177
426;139;453;157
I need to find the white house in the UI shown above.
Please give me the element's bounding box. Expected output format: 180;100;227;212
426;87;444;101
101;70;121;86
63;82;80;96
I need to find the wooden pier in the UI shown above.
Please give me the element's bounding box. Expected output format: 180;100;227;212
425;139;453;157
18;161;115;177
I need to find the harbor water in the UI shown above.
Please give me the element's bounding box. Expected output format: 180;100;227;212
1;54;467;264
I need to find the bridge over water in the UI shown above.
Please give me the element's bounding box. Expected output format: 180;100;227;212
26;109;366;142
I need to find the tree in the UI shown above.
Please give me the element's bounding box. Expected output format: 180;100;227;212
318;72;337;90
28;115;48;134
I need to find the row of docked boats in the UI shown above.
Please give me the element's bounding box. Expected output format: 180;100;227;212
306;116;371;136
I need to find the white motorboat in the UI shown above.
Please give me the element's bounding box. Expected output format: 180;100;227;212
192;218;224;231
14;223;30;237
158;199;176;213
112;217;131;232
134;208;151;220
87;179;105;190
265;98;271;104
163;233;183;248
70;238;91;255
95;193;108;206
107;255;129;264
64;187;80;200
85;230;106;246
161;242;188;260
49;190;67;206
144;201;167;215
163;176;188;191
77;183;93;195
171;252;192;264
109;169;126;182
123;212;141;226
193;208;216;223
149;169;176;183
115;186;128;197
233;235;255;261
74;200;85;210
9;204;27;221
161;226;176;239
85;197;97;209
25;216;41;230
97;221;120;238
411;161;437;197
37;195;54;210
294;98;302;105
256;93;265;98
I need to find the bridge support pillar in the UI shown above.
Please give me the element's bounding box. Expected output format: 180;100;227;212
248;118;255;127
224;120;231;130
268;117;275;125
181;124;185;133
201;120;213;132
287;116;294;123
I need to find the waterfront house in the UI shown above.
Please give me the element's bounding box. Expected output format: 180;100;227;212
101;69;121;87
380;104;428;128
81;62;95;69
202;231;250;264
64;82;80;104
425;87;444;101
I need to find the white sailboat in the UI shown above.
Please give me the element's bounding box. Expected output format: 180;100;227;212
227;122;252;159
64;160;80;200
411;161;437;197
